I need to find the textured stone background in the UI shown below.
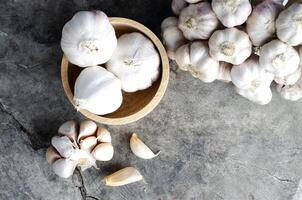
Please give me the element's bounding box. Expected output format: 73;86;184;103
1;0;302;199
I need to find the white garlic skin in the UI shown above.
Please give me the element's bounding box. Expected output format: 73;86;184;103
74;66;123;115
58;120;78;143
247;0;284;46
106;32;160;93
217;62;232;83
78;120;97;142
61;11;117;67
276;3;302;46
231;57;274;92
211;0;252;27
235;86;273;105
178;2;219;40
162;26;186;60
130;133;159;159
96;127;112;143
51;136;75;158
92;143;114;161
277;79;302;101
185;0;203;3
259;40;300;77
274;66;302;85
161;17;178;31
104;167;143;187
209;28;252;65
52;159;77;178
175;42;220;82
172;0;188;15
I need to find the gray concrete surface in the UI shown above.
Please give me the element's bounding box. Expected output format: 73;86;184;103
0;0;302;199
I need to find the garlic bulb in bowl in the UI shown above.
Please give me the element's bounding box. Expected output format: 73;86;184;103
106;32;160;93
231;57;274;91
208;28;252;65
175;41;220;82
246;0;284;46
259;40;300;77
74;66;123;115
61;11;117;67
178;2;219;40
211;0;252;27
276;3;302;46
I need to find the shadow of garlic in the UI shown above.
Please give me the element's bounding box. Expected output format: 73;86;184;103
46;120;113;178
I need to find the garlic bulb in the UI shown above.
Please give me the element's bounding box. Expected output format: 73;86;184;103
231;57;274;92
61;11;117;67
217;62;232;83
259;40;300;77
172;0;188;15
175;42;220;82
130;133;160;159
274;66;302;85
235;86;272;105
209;28;252;65
211;0;252;27
106;32;160;92
74;66;123;115
246;0;284;46
178;2;219;40
161;17;178;31
276;3;302;46
277;78;302;101
162;26;186;60
46;120;114;178
104;167;143;186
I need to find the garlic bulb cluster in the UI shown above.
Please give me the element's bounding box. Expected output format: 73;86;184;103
61;11;117;67
161;0;302;104
46;120;114;178
106;32;160;92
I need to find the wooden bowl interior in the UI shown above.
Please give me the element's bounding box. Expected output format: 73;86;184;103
67;22;162;118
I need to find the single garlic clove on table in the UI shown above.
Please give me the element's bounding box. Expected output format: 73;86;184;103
96;127;112;143
92;143;114;161
130;133;160;159
58;120;78;144
46;146;62;164
104;167;143;187
51;136;75;158
80;136;97;151
77;120;97;142
52;158;77;178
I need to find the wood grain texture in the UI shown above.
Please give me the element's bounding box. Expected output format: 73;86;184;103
61;17;169;125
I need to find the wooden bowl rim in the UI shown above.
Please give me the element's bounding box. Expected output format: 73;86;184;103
61;17;169;125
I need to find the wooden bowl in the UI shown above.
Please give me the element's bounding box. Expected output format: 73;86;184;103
61;17;169;125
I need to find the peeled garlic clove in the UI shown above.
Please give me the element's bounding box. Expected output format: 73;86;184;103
171;0;188;16
58;120;78;143
80;136;97;151
217;62;232;83
276;3;302;46
246;0;283;46
162;26;186;60
259;40;300;77
92;143;114;161
52;159;77;178
209;28;252;65
96;127;111;143
51;136;75;158
77;120;97;142
74;66;123;115
130;133;160;159
46;146;61;164
104;167;143;186
274;66;302;85
161;17;178;31
212;0;252;28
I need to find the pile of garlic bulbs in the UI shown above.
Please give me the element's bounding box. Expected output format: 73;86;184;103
61;10;160;114
163;0;302;104
46;120;114;178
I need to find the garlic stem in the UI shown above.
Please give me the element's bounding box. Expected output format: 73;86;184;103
220;42;235;57
78;39;101;54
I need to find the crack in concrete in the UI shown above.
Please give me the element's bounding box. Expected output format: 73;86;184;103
74;168;99;200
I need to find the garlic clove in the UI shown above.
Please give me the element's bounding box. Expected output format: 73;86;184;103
79;136;97;151
104;167;143;187
78;120;97;142
46;146;61;165
130;133;160;159
217;62;232;83
92;143;114;161
51;136;75;158
52;158;77;178
96;127;112;143
58;120;78;144
162;26;186;60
